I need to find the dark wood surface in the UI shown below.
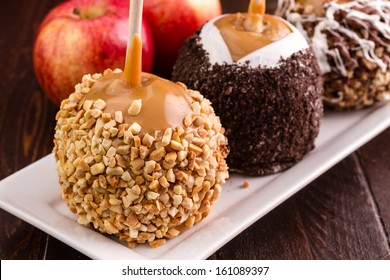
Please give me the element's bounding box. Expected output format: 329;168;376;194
0;0;389;260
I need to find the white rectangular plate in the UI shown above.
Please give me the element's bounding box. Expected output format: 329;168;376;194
1;104;390;260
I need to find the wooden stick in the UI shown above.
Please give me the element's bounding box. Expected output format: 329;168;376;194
245;0;266;32
248;0;266;15
124;0;144;86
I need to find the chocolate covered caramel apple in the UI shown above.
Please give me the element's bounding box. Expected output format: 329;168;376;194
172;0;323;176
276;0;390;109
53;0;228;248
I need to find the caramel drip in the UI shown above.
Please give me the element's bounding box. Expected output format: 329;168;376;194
85;72;193;134
124;33;142;86
245;0;266;33
248;0;265;15
214;13;292;61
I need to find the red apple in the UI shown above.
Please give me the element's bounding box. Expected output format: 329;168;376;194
34;0;154;105
143;0;221;77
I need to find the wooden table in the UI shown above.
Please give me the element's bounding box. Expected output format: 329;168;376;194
1;0;389;260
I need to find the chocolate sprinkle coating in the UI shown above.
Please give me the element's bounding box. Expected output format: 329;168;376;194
172;33;323;176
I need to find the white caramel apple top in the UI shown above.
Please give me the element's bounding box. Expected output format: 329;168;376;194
199;14;309;68
84;72;192;135
214;13;293;61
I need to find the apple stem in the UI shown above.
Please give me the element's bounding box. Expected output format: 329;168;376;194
73;8;81;16
124;0;144;87
248;0;266;15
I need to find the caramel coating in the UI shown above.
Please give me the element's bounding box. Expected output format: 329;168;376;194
214;13;292;61
84;72;193;135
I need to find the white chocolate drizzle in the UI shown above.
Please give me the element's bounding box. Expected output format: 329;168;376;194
277;0;390;75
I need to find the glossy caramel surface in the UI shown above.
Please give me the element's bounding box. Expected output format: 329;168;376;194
85;72;192;134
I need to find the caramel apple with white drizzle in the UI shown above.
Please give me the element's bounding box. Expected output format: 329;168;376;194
53;0;228;248
172;0;323;176
276;0;390;109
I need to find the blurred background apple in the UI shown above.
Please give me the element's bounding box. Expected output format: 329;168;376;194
33;0;154;105
144;0;222;77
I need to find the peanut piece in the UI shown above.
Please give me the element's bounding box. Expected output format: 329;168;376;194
128;99;142;116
